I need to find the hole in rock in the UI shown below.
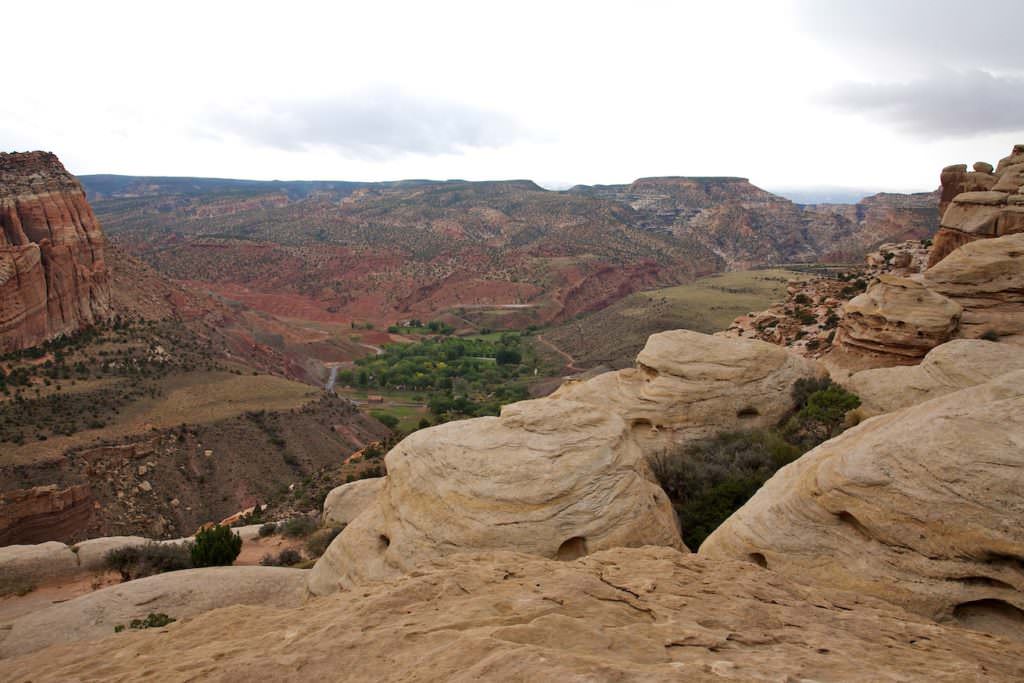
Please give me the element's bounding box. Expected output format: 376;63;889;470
556;536;588;561
836;511;873;540
736;406;760;419
378;534;391;550
748;553;768;568
953;599;1024;641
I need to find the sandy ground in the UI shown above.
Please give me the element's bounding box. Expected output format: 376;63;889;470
0;535;306;625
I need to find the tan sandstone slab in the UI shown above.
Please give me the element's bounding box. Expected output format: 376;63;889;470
701;371;1024;638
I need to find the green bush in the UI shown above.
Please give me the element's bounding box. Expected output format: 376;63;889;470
258;522;278;537
371;411;399;429
279;516;318;538
190;525;242;567
115;613;176;632
785;381;861;445
105;542;193;582
305;526;344;558
650;429;802;550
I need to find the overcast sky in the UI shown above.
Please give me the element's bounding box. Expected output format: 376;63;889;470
3;0;1022;192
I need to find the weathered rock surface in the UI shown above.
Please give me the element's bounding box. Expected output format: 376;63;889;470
0;484;94;545
701;372;1024;638
923;231;1024;338
0;541;79;586
846;339;1024;417
835;275;961;361
308;398;682;594
0;566;307;658
929;145;1024;266
321;477;383;528
4;547;1023;681
0;152;111;352
552;330;823;455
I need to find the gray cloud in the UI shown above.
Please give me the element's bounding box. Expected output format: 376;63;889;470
822;69;1024;138
795;0;1024;71
208;89;530;160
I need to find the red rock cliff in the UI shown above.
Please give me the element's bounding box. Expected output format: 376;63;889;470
0;151;111;352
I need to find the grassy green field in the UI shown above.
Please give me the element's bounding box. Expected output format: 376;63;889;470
539;269;807;370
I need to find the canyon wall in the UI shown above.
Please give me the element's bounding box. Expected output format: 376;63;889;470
0;151;111;352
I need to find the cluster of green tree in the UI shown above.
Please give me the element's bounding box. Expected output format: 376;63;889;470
386;320;454;335
651;378;861;549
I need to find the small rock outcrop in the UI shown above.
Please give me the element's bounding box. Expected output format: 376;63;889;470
0;566;307;658
321;477;383;528
923;231;1024;339
846;339;1024;417
552;330;823;456
929;145;1024;267
307;398;682;595
5;548;1023;681
0;152;111;352
835;275;961;361
700;372;1024;638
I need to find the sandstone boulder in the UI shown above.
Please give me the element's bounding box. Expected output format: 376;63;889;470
835;275;961;361
71;536;149;572
308;398;682;594
0;566;307;658
0;542;79;587
923;231;1024;338
700;372;1024;637
845;339;1024;417
552;330;823;456
4;548;1023;681
321;477;384;528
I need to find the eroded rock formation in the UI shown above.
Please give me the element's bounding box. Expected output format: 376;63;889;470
923;231;1024;339
5;548;1023;681
308;398;682;594
835;275;961;361
700;372;1024;638
929;145;1024;267
0;484;94;546
846;339;1024;417
0;151;111;352
552;330;823;456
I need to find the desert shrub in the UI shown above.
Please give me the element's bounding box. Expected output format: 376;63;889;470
784;381;861;446
260;548;303;567
305;526;344;558
258;522;278;537
980;329;1000;342
105;542;193;582
279;515;318;538
115;612;176;632
650;429;802;549
190;525;242;567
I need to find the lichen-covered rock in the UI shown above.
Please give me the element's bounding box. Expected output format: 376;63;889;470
845;339;1024;417
923;231;1024;338
0;152;111;352
321;477;383;528
552;330;823;456
307;398;682;594
700;372;1024;637
5;548;1024;682
835;275;961;361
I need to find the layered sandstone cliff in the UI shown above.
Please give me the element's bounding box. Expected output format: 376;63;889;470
0;151;111;352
